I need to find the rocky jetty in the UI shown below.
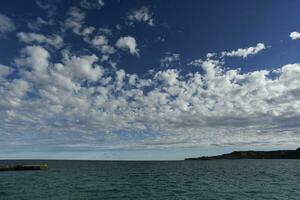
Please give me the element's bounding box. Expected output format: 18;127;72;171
0;164;48;171
185;148;300;160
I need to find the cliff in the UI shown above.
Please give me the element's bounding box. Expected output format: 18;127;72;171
185;148;300;160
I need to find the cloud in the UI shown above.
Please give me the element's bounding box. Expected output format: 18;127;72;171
85;35;108;46
82;26;95;36
15;45;50;72
27;17;55;31
36;0;58;17
64;7;86;35
290;31;300;40
64;6;116;56
116;36;139;55
98;27;113;36
63;7;117;56
0;64;11;82
62;52;103;81
222;43;266;58
1;43;300;150
154;69;179;86
80;0;104;9
160;53;180;68
0;13;15;37
83;34;116;54
127;6;155;26
0;2;299;151
17;32;63;49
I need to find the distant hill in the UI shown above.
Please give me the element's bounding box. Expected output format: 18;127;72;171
185;148;300;160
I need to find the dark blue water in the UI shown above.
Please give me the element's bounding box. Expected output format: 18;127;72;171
0;160;300;200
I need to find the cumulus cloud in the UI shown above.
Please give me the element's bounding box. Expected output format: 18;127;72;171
116;36;139;55
91;35;108;46
154;69;179;86
17;32;63;49
127;6;155;26
83;34;116;54
0;64;11;82
1;43;300;150
64;6;116;55
160;53;180;68
64;7;86;35
62;52;103;81
15;45;50;71
290;31;300;40
80;0;104;9
0;13;15;37
222;43;266;58
0;3;299;151
82;26;95;36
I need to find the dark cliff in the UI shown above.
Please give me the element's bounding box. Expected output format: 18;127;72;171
185;148;300;160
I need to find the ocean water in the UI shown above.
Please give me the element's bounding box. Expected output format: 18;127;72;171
0;160;300;200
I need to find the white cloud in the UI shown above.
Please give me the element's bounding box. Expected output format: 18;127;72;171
0;64;10;76
127;6;155;26
290;31;300;40
27;17;55;31
84;34;116;54
222;43;266;58
0;64;11;82
82;26;95;36
160;53;180;68
17;32;63;49
0;13;15;37
0;1;300;155
80;0;104;9
89;35;108;46
200;58;223;79
14;45;50;72
116;36;139;55
62;53;103;81
154;69;179;86
98;27;113;36
8;79;30;98
1;5;300;152
36;0;57;17
2;45;300;150
64;6;116;56
100;45;116;54
64;7;86;35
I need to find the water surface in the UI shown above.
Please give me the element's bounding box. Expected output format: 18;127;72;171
0;160;299;199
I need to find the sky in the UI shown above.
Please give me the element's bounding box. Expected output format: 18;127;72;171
1;0;300;160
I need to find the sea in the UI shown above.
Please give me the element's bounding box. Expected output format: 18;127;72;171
0;160;300;200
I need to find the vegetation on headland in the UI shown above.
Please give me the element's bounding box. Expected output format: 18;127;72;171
185;148;300;160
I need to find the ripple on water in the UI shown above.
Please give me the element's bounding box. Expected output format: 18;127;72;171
0;160;300;200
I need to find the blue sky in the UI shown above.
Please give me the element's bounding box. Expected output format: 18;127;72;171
1;0;300;160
